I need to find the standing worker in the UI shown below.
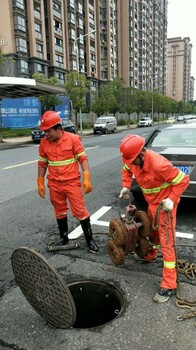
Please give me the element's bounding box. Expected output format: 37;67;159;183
119;135;189;303
36;111;98;254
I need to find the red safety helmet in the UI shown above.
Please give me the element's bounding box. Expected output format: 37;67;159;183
39;111;62;130
120;135;145;163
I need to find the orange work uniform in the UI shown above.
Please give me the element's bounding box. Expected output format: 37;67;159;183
122;149;189;289
38;131;89;220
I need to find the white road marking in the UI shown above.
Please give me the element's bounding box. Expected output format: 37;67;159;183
68;206;194;241
68;206;111;239
3;160;37;169
3;146;99;170
176;232;193;239
85;146;100;150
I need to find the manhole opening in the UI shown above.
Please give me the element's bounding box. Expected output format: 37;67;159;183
67;279;125;329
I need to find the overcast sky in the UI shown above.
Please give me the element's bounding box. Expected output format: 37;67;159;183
167;0;196;98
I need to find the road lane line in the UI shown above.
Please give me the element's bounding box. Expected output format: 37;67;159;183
85;146;100;150
3;160;37;169
3;146;99;170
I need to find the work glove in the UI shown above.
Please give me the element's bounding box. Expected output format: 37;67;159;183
37;177;45;199
119;187;130;199
160;198;174;212
82;171;92;194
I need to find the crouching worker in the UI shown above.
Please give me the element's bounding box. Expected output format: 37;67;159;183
119;135;189;303
37;111;98;254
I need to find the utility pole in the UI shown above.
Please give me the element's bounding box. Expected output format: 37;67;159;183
74;30;96;133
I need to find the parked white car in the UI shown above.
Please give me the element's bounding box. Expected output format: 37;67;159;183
138;117;153;127
166;116;176;124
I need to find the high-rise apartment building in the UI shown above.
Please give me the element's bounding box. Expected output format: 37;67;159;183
0;0;168;100
167;37;193;102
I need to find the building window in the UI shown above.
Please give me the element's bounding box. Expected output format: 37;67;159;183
19;59;28;73
56;72;64;84
79;49;84;59
78;3;83;14
54;20;62;34
34;8;41;19
15;16;26;31
37;63;44;73
53;2;61;12
79;18;83;29
36;43;43;58
70;61;77;70
69;28;76;41
15;0;25;9
53;2;61;19
68;0;75;8
35;22;42;40
68;12;75;24
16;37;27;52
55;54;64;68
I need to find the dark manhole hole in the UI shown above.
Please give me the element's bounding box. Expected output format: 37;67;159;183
67;279;125;329
11;247;125;329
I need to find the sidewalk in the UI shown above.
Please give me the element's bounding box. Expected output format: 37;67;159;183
1;125;135;144
1;251;196;350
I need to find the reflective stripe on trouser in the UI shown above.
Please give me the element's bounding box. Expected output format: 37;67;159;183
48;179;89;220
149;204;177;289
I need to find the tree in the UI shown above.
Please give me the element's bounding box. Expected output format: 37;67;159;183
32;73;63;111
64;71;90;110
64;71;90;124
91;83;117;116
119;87;137;123
0;51;15;76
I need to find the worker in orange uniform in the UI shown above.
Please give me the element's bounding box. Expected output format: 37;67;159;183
119;135;189;303
36;111;98;254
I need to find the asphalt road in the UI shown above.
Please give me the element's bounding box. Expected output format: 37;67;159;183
0;128;196;350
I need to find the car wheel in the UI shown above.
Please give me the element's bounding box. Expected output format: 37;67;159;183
113;128;117;133
93;130;97;135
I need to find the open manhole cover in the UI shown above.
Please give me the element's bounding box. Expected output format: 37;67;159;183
12;247;125;329
11;247;76;328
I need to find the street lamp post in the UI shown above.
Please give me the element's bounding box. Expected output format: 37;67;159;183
74;29;96;134
151;84;154;124
150;75;160;124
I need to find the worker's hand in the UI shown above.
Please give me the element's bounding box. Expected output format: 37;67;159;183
37;177;45;199
82;171;92;194
160;198;174;212
119;187;130;199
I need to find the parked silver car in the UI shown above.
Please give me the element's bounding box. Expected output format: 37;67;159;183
131;123;196;200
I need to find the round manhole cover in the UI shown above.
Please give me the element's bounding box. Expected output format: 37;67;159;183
11;247;76;328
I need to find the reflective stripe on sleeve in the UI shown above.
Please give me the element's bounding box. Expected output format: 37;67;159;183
141;170;185;195
38;156;48;163
123;164;130;171
75;151;86;159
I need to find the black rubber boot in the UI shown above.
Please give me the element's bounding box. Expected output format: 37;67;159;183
57;217;69;245
80;217;98;254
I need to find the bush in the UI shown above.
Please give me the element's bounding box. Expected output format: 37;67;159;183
0;128;32;138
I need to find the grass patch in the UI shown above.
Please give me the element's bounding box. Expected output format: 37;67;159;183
0;128;32;139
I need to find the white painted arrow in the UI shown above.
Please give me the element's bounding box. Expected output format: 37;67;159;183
68;206;111;240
